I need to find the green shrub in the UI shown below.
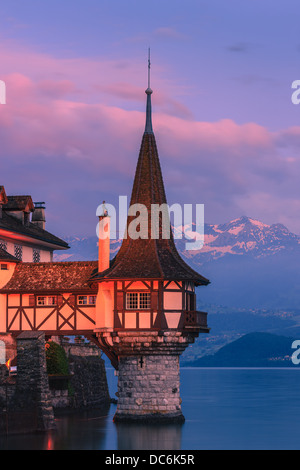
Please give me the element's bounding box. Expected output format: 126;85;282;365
46;340;69;376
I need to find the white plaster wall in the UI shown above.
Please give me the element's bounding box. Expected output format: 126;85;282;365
0;262;17;289
163;291;182;310
2;239;52;262
96;282;114;329
0;294;7;333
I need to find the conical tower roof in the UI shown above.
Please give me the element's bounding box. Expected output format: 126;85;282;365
95;71;209;286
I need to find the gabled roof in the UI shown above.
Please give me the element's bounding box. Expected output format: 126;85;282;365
3;195;35;212
0;246;20;263
92;88;209;286
1;261;98;293
0;186;8;205
0;210;69;249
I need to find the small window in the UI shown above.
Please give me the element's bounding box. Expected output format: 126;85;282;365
126;292;151;310
78;295;96;305
0;264;8;271
126;292;138;310
89;295;97;305
47;296;57;306
14;244;23;261
78;295;88;305
37;296;57;306
139;292;151;309
186;293;195;311
37;296;46;306
33;249;41;263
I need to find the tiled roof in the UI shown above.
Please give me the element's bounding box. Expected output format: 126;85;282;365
93;95;210;286
0;247;20;262
1;261;98;292
0;211;69;249
3;195;34;212
0;186;8;204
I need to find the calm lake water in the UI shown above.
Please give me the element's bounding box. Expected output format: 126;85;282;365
1;367;300;450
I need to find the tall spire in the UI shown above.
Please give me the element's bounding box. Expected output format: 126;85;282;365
92;51;209;286
145;48;153;134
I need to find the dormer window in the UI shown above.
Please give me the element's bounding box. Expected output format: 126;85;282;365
0;240;7;251
14;244;23;261
33;249;40;263
126;292;151;310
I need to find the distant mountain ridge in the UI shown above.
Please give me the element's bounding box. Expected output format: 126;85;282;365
54;216;300;309
54;216;300;264
177;216;300;265
182;332;296;368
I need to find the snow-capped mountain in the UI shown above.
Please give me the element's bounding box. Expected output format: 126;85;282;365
53;216;300;309
54;216;300;264
178;216;300;266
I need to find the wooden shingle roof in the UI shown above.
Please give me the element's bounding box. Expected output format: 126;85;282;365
1;261;98;293
93;90;209;286
0;211;69;249
0;186;8;204
0;247;20;263
3;195;34;212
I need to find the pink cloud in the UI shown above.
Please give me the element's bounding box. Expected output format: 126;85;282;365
0;39;300;234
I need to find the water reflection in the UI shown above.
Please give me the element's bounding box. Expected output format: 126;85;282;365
116;422;183;450
0;406;111;450
2;370;300;450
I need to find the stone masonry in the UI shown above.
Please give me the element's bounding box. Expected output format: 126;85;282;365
14;331;55;432
115;355;183;423
99;331;197;423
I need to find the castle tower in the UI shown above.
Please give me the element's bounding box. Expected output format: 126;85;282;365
93;56;210;422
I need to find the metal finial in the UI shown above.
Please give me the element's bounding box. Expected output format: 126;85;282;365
146;47;153;96
148;47;151;89
145;48;153;134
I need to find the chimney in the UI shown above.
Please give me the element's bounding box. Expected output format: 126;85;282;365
0;186;8;220
98;201;110;273
32;202;46;230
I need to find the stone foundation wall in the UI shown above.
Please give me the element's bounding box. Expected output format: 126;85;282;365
14;331;55;432
114;355;184;423
68;355;110;409
0;336;111;435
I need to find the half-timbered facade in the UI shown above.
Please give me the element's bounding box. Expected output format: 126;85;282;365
0;261;98;336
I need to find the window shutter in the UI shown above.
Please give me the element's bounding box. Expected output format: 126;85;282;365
117;292;124;310
151;291;158;310
29;295;35;307
69;295;75;306
57;295;64;307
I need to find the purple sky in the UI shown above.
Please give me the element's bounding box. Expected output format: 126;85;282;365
0;0;300;238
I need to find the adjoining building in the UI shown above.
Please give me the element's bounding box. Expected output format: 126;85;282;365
0;186;69;264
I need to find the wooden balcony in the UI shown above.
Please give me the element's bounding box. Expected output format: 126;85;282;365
113;309;210;333
183;310;210;333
